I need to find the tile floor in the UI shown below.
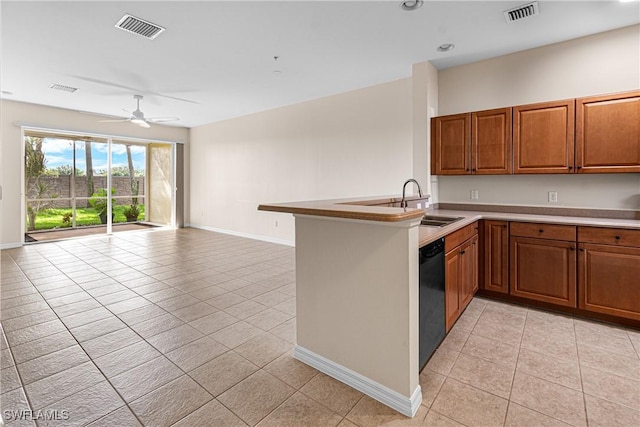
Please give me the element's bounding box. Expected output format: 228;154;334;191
1;228;639;426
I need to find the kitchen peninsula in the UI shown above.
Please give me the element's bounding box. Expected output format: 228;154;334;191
259;195;640;418
259;196;429;417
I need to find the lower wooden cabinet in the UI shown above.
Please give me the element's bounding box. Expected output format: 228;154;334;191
509;222;577;307
578;227;640;321
445;225;478;332
510;236;577;307
482;220;509;294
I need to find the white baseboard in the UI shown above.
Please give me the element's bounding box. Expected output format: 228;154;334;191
294;346;422;417
188;224;295;247
1;242;22;250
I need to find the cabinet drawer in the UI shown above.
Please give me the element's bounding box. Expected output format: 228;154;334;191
445;222;478;253
578;227;640;247
510;222;576;241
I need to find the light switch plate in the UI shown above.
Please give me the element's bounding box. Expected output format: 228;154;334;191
470;189;479;200
548;191;558;203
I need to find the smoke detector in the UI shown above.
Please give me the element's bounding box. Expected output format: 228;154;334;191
504;2;540;23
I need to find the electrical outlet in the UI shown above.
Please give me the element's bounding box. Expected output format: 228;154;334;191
470;189;479;200
548;191;558;203
275;221;279;228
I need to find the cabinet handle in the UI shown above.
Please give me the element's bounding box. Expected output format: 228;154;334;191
570;246;575;251
577;166;582;170
568;166;573;170
460;250;466;255
579;248;585;252
472;168;476;172
615;235;621;240
538;229;544;233
503;225;507;228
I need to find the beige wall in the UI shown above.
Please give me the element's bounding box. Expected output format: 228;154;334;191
189;78;414;243
295;215;419;398
412;61;438;199
0;100;189;247
436;25;640;210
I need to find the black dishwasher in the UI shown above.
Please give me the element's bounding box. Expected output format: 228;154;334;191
419;237;446;371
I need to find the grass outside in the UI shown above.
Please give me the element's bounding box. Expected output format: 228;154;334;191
30;205;146;230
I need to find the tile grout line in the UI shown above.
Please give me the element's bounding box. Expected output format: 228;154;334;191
6;241;150;426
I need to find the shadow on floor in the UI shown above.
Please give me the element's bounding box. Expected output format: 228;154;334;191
25;222;158;242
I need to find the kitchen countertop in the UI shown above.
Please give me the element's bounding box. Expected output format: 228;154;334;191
258;195;640;247
418;209;640;248
258;195;427;222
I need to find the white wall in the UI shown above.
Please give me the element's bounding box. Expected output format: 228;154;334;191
0;100;190;248
189;78;413;244
436;24;640;210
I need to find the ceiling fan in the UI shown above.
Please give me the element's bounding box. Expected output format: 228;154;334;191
100;95;179;128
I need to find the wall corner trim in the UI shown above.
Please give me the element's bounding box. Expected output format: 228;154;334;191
294;345;422;417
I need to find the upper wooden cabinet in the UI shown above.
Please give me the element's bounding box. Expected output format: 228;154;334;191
576;91;640;173
513;100;575;174
472;108;512;174
432;90;639;175
431;113;470;175
431;108;512;175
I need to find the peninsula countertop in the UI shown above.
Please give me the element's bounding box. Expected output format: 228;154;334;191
258;195;640;248
258;195;428;223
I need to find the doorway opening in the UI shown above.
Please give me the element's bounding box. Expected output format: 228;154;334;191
23;130;175;243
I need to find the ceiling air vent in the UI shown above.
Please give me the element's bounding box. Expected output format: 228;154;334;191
504;2;539;23
115;14;165;40
49;84;78;93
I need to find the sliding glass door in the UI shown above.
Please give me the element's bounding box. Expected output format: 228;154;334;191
24;131;175;242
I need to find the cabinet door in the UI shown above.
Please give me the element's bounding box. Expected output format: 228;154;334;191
513;100;575;174
510;237;577;307
576;91;640;173
483;220;509;294
431;113;471;175
445;249;461;332
460;235;479;309
579;243;640;320
472;108;512;174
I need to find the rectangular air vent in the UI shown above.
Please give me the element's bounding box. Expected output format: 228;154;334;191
115;14;165;40
49;84;78;93
504;2;539;23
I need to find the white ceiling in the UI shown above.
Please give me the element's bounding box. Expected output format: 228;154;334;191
1;1;638;128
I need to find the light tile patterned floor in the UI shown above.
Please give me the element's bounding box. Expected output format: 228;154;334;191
1;228;639;426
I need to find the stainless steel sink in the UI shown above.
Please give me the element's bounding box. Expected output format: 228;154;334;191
420;215;464;227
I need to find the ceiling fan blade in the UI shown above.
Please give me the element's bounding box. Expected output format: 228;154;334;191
68;75;199;104
147;117;179;123
99;118;131;123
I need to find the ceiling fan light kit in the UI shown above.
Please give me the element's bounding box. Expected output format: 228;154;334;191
99;94;178;127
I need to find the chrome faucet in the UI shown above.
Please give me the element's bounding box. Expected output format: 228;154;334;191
401;179;424;208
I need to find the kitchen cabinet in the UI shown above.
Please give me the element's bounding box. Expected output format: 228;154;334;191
481;220;509;294
431;113;470;175
445;222;479;331
578;227;640;321
513;100;575;174
431;108;511;175
509;222;577;307
576;91;640;173
472;108;512;174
